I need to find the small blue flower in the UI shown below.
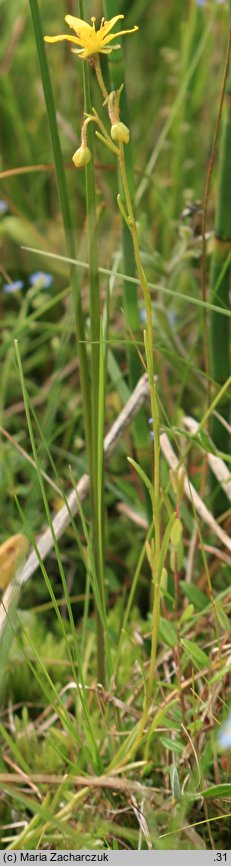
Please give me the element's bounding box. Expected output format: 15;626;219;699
168;310;177;327
3;280;24;294
196;0;225;4
29;271;53;289
218;712;231;749
0;200;8;215
140;308;147;323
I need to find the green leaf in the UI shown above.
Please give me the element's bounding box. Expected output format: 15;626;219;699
195;429;216;455
181;638;209;670
160;567;168;593
201;784;231;799
160;736;184;754
159;617;177;648
156;512;177;584
171;766;181;801
170;540;184;572
188;719;203;735
179;604;195;625
180;582;209;611
170;517;183;547
214;600;230;632
127;457;153;502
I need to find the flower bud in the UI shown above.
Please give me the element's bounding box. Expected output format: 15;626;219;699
72;145;91;168
111;122;130;144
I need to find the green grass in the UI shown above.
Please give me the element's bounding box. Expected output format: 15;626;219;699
0;0;230;852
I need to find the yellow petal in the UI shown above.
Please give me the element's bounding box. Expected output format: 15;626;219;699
44;34;84;46
65;15;92;36
99;15;124;37
103;25;138;45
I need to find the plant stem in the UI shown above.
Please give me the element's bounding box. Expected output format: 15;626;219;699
209;20;231;512
118;143;161;709
94;56;108;100
102;1;142;394
79;3;106;686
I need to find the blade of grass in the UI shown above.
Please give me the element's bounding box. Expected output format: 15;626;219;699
28;0;92;480
209;16;231;511
14;340;102;770
103;0;149;474
103;0;142;389
21;245;231;318
78;0;106;686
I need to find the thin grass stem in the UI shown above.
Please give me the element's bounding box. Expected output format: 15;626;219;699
209;18;231;512
79;0;106;686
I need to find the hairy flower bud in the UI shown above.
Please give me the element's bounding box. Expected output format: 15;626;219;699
111;122;130;144
72;145;91;168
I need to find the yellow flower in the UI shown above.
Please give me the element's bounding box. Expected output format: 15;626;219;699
44;14;138;60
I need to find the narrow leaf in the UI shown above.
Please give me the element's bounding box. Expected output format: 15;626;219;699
181;638;209;670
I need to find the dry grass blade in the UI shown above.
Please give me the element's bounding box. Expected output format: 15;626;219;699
130;795;152;850
160;432;231;553
183;415;231;502
0;771;156;795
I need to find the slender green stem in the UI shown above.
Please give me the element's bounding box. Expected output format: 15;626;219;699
94;56;108;100
90;108;119;154
118;143;161;711
103;0;146;402
118;146;160;553
209;19;231;512
79;3;106;686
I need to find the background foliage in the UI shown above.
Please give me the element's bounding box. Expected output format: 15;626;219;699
0;0;230;851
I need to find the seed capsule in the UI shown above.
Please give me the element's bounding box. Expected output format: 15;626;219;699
72;146;91;168
111;122;130;144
